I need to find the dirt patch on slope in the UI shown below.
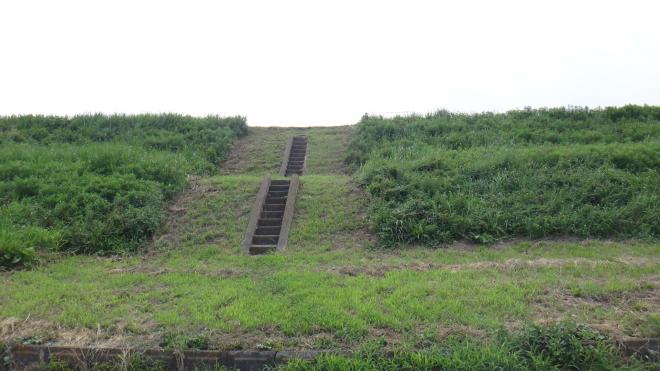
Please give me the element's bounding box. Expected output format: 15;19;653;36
0;318;158;349
532;277;660;338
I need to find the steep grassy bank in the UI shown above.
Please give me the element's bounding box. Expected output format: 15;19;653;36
2;174;658;351
0;114;246;268
348;106;660;245
0;114;246;164
1;125;657;369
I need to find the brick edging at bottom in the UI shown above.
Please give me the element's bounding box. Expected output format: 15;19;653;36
5;345;331;371
4;338;658;370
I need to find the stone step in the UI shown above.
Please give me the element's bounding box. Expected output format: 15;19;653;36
269;185;289;192
255;226;281;235
261;210;284;219
270;180;290;186
258;218;282;227
265;197;287;205
268;190;288;198
243;174;299;255
249;244;277;255
252;235;279;245
263;204;285;212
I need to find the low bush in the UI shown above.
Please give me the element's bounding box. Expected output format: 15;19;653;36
347;105;660;164
0;113;247;164
349;106;660;246
0;143;198;260
507;322;618;370
0;114;247;269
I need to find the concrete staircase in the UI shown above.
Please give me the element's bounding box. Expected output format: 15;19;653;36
244;136;307;255
284;136;308;176
249;179;289;254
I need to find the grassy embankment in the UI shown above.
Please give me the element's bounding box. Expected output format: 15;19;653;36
0;114;246;267
348;106;659;245
0;116;658;369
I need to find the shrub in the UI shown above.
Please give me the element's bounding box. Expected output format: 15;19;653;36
0;114;247;268
507;322;618;370
0;227;57;269
0;144;192;256
0;113;247;165
349;106;660;246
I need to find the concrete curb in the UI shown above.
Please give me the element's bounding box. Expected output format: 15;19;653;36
277;174;300;251
301;137;309;176
241;175;271;254
4;339;657;370
279;137;293;176
5;345;328;371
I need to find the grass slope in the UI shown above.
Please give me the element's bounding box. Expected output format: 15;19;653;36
0;115;246;268
1;125;658;366
349;106;660;245
221;126;351;175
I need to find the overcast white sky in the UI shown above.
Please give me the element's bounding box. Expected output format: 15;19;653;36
1;0;659;126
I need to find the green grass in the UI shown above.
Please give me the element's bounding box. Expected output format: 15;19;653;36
1;122;658;369
283;323;649;371
0;115;246;268
349;106;660;245
1;174;658;350
346;106;660;164
28;323;645;370
0;114;247;164
221;126;350;175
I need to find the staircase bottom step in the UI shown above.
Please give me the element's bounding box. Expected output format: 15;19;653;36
250;245;277;255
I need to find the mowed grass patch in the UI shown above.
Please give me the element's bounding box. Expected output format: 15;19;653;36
1;242;657;350
287;175;369;253
304;126;351;175
221;126;350;175
153;175;261;255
